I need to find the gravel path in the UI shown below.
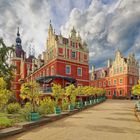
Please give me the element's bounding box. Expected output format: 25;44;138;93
3;100;140;140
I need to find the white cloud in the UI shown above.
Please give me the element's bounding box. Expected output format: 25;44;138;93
61;0;140;68
0;0;91;57
0;0;51;56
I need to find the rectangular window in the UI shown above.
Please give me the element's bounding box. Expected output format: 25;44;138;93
72;51;76;59
120;67;123;72
108;91;111;96
108;80;111;86
72;42;75;48
77;67;82;76
120;78;123;84
103;81;106;87
66;65;71;74
114;90;116;96
114;79;117;85
120;90;122;96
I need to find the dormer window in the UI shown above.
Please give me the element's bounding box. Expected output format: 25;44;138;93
72;51;76;59
72;42;75;48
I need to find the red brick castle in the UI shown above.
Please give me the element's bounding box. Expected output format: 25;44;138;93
11;23;89;100
11;23;139;100
90;50;139;99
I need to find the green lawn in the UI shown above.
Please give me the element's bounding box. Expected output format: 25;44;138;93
0;112;25;129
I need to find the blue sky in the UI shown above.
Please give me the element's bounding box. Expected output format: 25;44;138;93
0;0;140;69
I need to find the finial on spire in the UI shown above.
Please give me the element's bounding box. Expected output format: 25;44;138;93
49;19;53;31
17;27;20;36
72;26;76;32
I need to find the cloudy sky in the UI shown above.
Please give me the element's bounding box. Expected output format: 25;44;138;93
0;0;140;69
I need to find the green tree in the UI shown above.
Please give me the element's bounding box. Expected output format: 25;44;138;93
52;84;64;107
65;84;76;105
20;81;41;112
0;38;15;89
0;77;11;110
75;86;84;95
132;80;140;96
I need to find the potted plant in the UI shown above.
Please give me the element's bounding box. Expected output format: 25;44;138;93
20;81;41;121
52;84;63;114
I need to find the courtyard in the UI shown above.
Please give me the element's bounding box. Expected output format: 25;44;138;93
3;100;140;140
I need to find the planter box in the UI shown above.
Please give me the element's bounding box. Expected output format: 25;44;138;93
93;99;96;104
68;104;75;111
76;101;83;109
90;100;94;105
96;98;99;103
84;101;90;106
54;107;61;114
29;112;40;121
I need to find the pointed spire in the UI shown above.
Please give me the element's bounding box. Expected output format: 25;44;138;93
71;26;76;38
72;26;76;33
49;19;53;29
17;27;20;36
48;19;53;36
16;27;22;48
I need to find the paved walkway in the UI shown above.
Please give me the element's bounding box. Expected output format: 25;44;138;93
3;100;140;140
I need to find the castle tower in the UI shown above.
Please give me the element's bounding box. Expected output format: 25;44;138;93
48;20;53;36
11;28;25;101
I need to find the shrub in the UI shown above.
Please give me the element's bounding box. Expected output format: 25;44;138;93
38;97;56;115
6;103;21;114
20;102;32;121
61;97;69;111
0;77;11;110
20;81;41;112
0;117;13;129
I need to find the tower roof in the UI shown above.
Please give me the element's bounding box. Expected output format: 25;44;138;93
16;27;22;47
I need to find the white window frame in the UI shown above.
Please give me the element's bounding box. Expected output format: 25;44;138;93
66;65;71;74
71;51;76;59
114;79;117;85
108;90;111;96
120;78;123;84
77;67;82;76
103;81;106;87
